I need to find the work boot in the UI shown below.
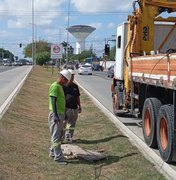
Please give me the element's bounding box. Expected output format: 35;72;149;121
54;147;65;158
54;157;67;165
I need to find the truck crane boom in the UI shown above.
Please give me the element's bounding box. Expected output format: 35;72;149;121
112;0;176;163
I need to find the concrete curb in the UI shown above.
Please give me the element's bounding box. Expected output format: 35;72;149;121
77;80;176;180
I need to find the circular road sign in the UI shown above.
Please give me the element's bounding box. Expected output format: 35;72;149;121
53;45;60;53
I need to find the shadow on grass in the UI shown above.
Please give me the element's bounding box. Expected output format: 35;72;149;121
74;135;127;145
94;152;138;180
68;152;138;165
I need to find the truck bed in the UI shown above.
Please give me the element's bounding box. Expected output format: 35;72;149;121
130;53;176;90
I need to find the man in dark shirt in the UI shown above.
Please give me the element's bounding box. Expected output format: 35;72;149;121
63;69;81;143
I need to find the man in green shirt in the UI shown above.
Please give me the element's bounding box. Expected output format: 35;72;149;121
48;69;71;164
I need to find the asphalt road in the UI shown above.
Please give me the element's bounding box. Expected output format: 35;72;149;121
74;70;176;179
75;70;143;138
0;65;32;117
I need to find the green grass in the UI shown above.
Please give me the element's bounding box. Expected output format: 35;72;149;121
0;66;165;180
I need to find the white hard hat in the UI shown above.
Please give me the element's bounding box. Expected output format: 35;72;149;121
68;69;75;75
59;69;71;80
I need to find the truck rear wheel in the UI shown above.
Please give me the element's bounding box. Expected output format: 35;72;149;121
142;98;162;148
157;105;173;162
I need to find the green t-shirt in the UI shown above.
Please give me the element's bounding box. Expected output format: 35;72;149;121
49;81;65;115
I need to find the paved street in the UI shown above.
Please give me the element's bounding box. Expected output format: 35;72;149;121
0;66;32;118
75;70;176;179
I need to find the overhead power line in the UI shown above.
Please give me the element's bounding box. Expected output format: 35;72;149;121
0;9;130;17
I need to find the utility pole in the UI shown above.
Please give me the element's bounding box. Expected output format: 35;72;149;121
29;22;37;66
34;24;37;65
32;0;35;67
66;0;71;65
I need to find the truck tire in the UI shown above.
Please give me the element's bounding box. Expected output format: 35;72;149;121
142;98;162;148
157;105;173;162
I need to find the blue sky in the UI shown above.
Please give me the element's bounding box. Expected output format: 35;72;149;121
0;0;132;59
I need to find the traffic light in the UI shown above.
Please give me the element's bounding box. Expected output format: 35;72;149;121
19;43;22;48
105;44;110;55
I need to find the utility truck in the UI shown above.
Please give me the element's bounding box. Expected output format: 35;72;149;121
85;57;103;71
111;0;176;162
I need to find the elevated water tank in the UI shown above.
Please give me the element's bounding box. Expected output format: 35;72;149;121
67;25;96;54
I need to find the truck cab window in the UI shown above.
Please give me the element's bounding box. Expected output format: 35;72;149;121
118;36;121;48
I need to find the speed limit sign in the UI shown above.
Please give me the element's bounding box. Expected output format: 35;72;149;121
51;44;63;59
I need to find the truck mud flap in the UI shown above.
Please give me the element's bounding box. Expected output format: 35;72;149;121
114;109;130;116
157;105;174;163
142;98;162;148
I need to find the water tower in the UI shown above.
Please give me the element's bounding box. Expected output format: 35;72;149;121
67;25;96;54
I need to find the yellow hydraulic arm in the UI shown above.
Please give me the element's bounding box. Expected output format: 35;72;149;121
128;0;176;54
145;0;176;9
124;0;176;106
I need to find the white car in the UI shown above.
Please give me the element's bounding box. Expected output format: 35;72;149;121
78;63;92;75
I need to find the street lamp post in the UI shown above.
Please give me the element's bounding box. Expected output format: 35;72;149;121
33;24;37;65
29;22;37;66
66;0;71;65
32;0;35;66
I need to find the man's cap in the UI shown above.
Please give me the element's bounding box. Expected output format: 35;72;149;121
68;69;75;75
59;69;71;80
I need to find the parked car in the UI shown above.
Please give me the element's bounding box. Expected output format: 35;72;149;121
92;64;104;71
3;62;12;66
67;64;75;70
14;60;23;66
107;65;114;78
26;61;33;65
78;63;92;75
61;63;75;70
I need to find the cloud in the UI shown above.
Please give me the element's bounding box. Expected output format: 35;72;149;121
0;30;9;37
89;22;102;30
0;0;132;30
7;19;24;29
0;0;133;57
107;22;116;29
71;0;132;13
0;0;65;28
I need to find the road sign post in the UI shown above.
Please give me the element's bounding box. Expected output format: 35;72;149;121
51;44;63;59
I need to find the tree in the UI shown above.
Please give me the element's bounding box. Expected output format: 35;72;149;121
61;41;75;63
0;48;14;61
68;50;96;63
109;46;116;60
24;40;51;65
24;40;51;58
36;51;50;65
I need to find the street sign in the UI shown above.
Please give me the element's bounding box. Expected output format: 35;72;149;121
51;44;63;59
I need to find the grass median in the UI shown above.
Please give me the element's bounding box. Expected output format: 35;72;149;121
0;66;165;180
